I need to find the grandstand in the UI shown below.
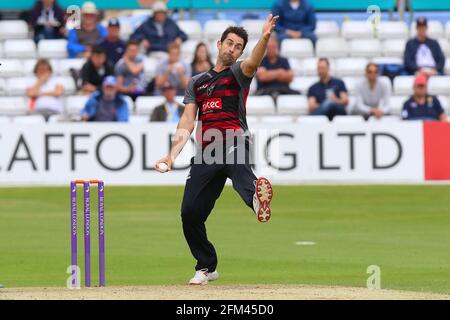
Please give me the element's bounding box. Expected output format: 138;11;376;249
0;0;449;124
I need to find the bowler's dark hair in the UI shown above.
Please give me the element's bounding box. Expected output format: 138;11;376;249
220;26;248;51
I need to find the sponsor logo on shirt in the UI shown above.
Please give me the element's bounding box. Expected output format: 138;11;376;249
202;98;222;113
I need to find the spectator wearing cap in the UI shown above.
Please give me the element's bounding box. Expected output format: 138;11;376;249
272;0;317;45
28;0;66;43
307;58;348;120
354;63;391;120
80;46;114;95
154;42;191;96
67;1;107;58
81;76;129;122
402;75;447;122
151;82;185;122
115;40;147;100
404;17;445;76
96;18;126;66
130;1;187;54
255;36;298;101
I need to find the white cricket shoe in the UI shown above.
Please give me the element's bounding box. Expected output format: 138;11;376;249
189;269;209;285
253;177;273;223
207;270;219;282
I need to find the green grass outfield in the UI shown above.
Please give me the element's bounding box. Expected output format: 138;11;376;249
0;185;449;294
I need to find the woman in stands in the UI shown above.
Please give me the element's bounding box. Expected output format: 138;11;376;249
26;59;65;121
190;42;214;77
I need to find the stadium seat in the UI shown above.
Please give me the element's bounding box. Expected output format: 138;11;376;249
428;76;450;95
276;94;309;115
333;115;365;123
290;76;318;93
341;21;372;39
3;40;36;59
437;95;449;114
410;20;444;39
47;114;67;123
129;115;149;123
389;95;408;115
350;39;381;58
296;115;329;123
315;20;340;38
66;95;91;116
0;60;23;77
316;38;349;58
246;116;259;126
260;115;295;124
447;21;450;40
246;96;276;115
119;20;134;42
124;95;135;113
5;77;35;95
381;39;406;58
240;20;265;38
0;20;28;40
181;39;201;63
0;116;11;124
143;57;159;80
298;57;336;76
11;115;46;124
393;76;415;95
379;21;409;39
367;115;401;122
335;58;367;77
204;20;235;42
0;78;5;93
0;42;3;58
177;20;203;41
0;97;28;115
446;58;450;75
280;39;314;59
342;77;362;95
135;96;165;115
55;76;76;95
249;78;257;95
38;39;68;59
243;39;258;58
288;58;303;76
58;58;85;76
372;56;403;65
438;39;450;57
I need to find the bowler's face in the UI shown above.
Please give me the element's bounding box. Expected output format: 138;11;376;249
217;33;244;66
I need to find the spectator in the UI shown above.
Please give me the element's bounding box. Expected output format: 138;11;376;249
191;42;214;77
402;74;447;122
272;0;317;44
150;82;185;122
354;63;391;120
25;58;64;121
96;18;126;66
307;58;348;120
67;1;107;58
154;43;191;95
80;46;114;95
255;36;298;100
80;76;129;122
404;17;445;76
115;40;147;100
130;1;187;54
28;0;65;43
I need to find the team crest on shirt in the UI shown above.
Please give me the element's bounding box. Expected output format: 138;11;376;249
207;83;216;97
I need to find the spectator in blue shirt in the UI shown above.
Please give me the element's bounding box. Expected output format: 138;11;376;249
402;74;447;122
307;58;349;120
272;0;317;44
67;1;107;58
256;36;298;100
130;1;187;54
404;17;445;76
81;76;129;122
96;18;126;66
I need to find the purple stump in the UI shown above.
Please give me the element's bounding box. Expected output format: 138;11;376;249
84;181;91;287
70;181;77;288
98;181;105;287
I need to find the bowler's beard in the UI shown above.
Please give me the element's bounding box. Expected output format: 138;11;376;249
220;53;235;66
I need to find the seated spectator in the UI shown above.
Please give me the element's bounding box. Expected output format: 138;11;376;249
25;58;64;121
130;1;187;54
307;58;348;120
28;0;65;43
80;46;114;95
191;42;214;77
255;36;298;100
67;1;107;58
80;76;129;122
154;43;191;95
354;63;391;120
96;18;126;66
402;74;447;122
151;82;185;122
272;0;317;44
115;40;147;100
404;17;445;76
